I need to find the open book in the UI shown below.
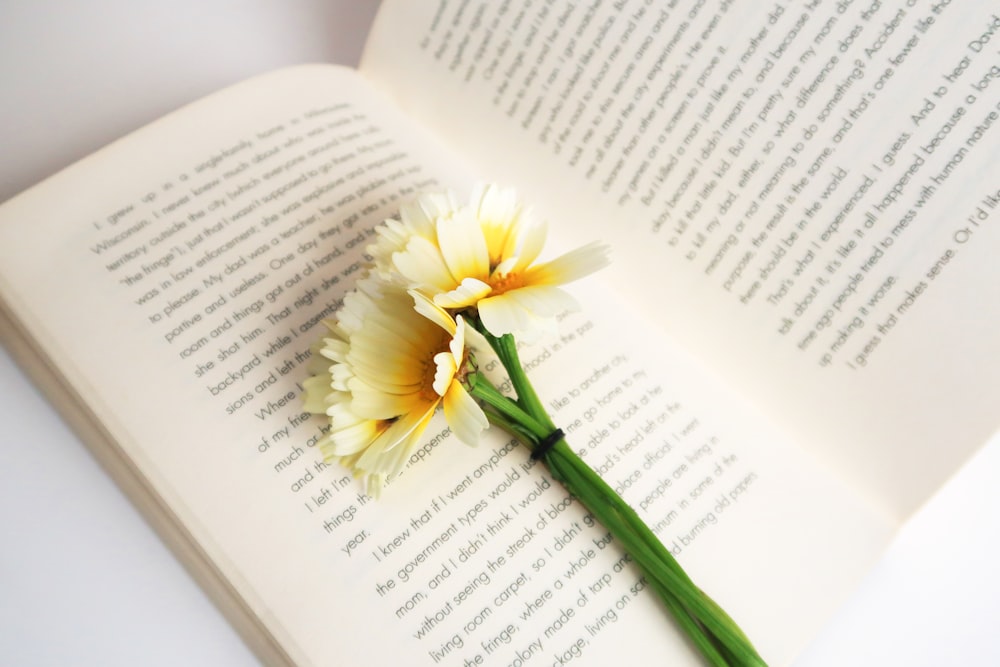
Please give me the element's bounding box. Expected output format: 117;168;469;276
1;1;997;665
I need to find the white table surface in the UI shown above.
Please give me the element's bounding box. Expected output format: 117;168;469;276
1;3;998;665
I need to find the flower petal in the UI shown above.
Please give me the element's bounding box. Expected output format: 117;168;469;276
477;286;579;337
437;207;489;281
302;373;335;413
394;236;458;292
527;241;610;285
326;403;388;456
432;350;457;397
443;382;489;446
410;290;459;335
508;217;547;272
317;338;349;364
473;184;521;262
402;191;461;233
508;284;580;315
433;277;492;309
356;406;437;474
477;292;544;337
349;376;426;420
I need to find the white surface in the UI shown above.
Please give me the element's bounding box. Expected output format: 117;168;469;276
0;3;998;666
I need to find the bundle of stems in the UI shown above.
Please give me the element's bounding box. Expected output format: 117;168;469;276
466;324;767;667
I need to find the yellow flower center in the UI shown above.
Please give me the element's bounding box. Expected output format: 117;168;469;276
420;366;440;401
488;270;526;296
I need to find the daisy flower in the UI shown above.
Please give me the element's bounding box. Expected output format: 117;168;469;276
303;282;488;493
382;184;610;339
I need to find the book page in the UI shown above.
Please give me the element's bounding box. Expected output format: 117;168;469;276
362;0;1000;518
0;64;892;665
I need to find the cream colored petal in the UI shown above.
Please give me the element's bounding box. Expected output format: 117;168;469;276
393;236;457;292
462;323;492;357
410;290;458;335
347;359;418;390
398;200;435;230
338;286;445;396
349;334;425;371
433;277;492;309
337;283;385;334
327;405;386;456
477;287;577;338
359;473;384;499
473;184;520;261
432;351;457;397
317;338;349;363
361;312;433;355
471;183;513;220
351;416;409;469
367;433;412;478
357;406;436;473
437;207;490;281
349;308;430;359
353;371;424;396
330;363;354;392
527;241;610;285
348;339;423;378
355;274;391;301
367;218;412;269
349;377;425;420
443;382;489;446
476;292;538;336
509;216;547;272
401;191;461;235
505;284;580;316
375;217;411;244
492;257;518;277
302;374;335;413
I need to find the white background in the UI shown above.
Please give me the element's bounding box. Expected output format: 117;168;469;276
1;2;998;665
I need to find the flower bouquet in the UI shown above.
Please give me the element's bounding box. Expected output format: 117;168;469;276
304;184;766;666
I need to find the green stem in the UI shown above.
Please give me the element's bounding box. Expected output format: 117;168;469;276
546;442;763;665
547;446;728;664
487;333;745;659
468;371;549;442
465;320;765;666
480;330;556;429
552;444;757;648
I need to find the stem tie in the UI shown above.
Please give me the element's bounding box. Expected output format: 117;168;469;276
531;428;565;460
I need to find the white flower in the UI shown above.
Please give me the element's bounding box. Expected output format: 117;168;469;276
376;184;610;339
303;283;488;494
